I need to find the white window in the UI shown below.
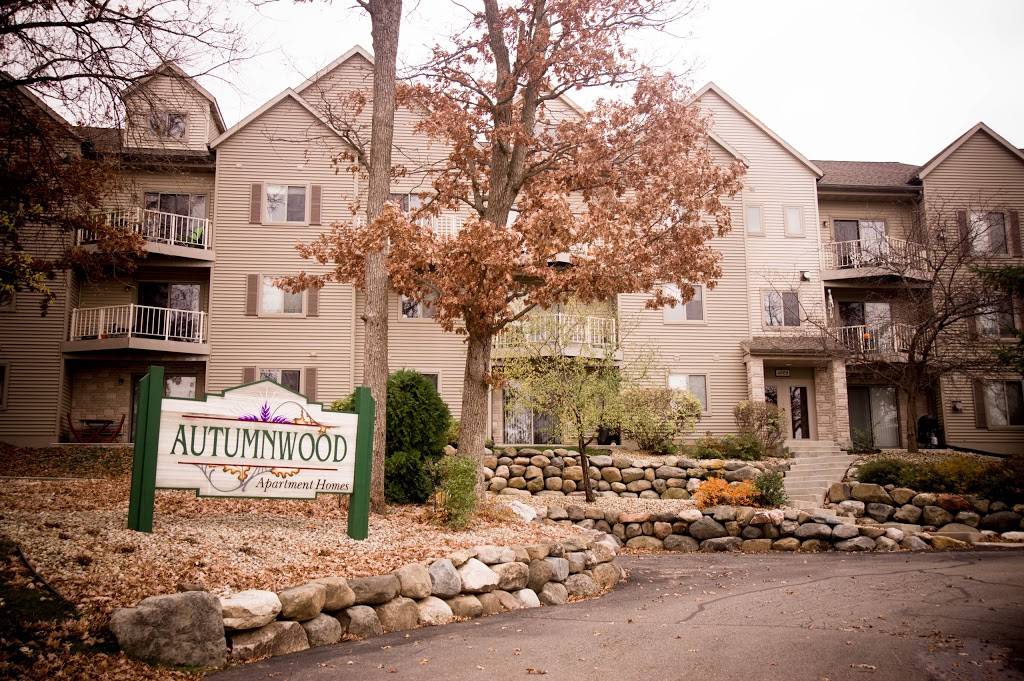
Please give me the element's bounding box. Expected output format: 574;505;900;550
265;184;308;224
784;206;804;237
763;291;801;327
984;380;1024;427
144;192;207;219
745;205;764;235
401;292;437;319
148;111;186;139
260;368;301;392
260;275;304;315
164;375;197;399
969;211;1008;255
978;301;1016;338
663;284;704;322
389;193;422;213
668;373;709;412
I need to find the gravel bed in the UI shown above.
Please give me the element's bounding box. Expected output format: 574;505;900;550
0;477;582;619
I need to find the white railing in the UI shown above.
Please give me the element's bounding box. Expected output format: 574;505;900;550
78;208;212;250
821;236;927;272
415;215;463;239
833;322;914;356
69;304;207;344
495;314;617;350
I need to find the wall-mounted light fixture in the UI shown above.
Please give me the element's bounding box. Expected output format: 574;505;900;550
800;270;811;282
951;399;963;413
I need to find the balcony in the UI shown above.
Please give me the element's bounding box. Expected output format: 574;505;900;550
820;236;928;282
77;208;214;261
832;322;914;360
493;313;619;359
62;304;209;354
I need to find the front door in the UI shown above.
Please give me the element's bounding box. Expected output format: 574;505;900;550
765;374;816;440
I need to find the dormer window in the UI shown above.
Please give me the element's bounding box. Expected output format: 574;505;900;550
148;111;186;140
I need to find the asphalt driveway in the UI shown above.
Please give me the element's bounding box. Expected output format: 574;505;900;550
211;551;1024;681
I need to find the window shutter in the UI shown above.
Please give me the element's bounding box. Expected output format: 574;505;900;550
249;183;262;224
972;380;988;430
306;285;319;317
1009;210;1021;257
956;210;970;257
245;274;259;316
242;367;257;384
310;185;322;226
303;367;317;401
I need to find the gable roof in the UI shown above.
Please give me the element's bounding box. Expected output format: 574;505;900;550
123;63;226;133
708;131;749;165
0;72;81;140
813;160;920;190
916;122;1024;179
296;45;375;94
209;88;347;148
693;82;823;178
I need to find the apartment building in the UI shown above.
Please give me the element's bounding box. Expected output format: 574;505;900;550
1;46;1022;455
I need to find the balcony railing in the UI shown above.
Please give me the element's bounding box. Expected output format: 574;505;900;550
833;322;914;356
69;304;207;344
415;215;462;239
821;236;927;272
494;314;617;350
78;208;212;250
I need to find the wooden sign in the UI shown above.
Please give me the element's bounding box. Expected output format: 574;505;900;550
128;366;374;539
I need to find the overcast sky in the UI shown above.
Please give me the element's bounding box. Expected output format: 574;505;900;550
204;0;1024;165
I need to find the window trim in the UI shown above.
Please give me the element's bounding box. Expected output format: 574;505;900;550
258;274;307;318
761;289;801;329
257;367;303;393
783;205;805;238
409;369;442;394
661;283;707;325
744;202;765;237
667;370;711;416
262;182;311;226
0;361;8;410
982;379;1024;430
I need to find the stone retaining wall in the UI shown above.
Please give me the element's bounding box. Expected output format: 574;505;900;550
536;500;1023;554
485;447;787;500
109;535;624;670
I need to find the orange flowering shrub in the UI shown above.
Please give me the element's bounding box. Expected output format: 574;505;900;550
693;478;757;509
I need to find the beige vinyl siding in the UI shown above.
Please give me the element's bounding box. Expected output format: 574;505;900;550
923;130;1024;454
123;74;212;152
107;170;216;217
818;198;919;244
209;95;357;403
698;89;826;332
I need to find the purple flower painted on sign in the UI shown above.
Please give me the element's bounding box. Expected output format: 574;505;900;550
239;401;291;423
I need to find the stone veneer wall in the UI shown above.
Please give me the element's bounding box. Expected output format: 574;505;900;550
485;448;788;500
109;535;623;670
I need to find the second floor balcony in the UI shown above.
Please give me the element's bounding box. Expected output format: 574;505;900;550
77;208;214;261
493;313;619;359
832;321;915;360
820;236;928;281
62;304;210;354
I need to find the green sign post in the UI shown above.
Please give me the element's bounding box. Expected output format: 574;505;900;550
127;365;375;540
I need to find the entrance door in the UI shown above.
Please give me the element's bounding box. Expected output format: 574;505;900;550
789;386;810;439
765;379;815;440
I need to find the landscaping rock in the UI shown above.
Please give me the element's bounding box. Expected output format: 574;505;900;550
301;614;343;647
921;505;953;527
446;594;483;618
514;588;541;608
538;582;568;605
688;517;728;540
229;621;308;662
678;508;704;523
278;583;327;622
893;504;923;523
837;500;865;517
416;596;455;625
955;511;981;527
349;575;400;606
831;524;860;541
220;590;281;631
875;536;899;551
458;558;500;593
1002;532;1024;542
492;561;529;591
110;591;226;669
337;605;383;639
900;535;930;551
394;564;433;600
625;536;664;550
495;590;525;611
865;503;895;523
311;577;356;611
375;597;420;632
981;511;1023;532
930;535;969;551
477;592;505;616
828;482;850;503
851;483;892;505
772;537;801;551
912;493;937;507
724;466;758;482
890;487;917;505
591;562;622;590
506;500;537;522
702;537;742;552
794;523;832;540
564;573;600;597
741;539;773;554
935;523;983;544
799;539;829;552
528;559;557;591
428;559;463;598
835;537;875;552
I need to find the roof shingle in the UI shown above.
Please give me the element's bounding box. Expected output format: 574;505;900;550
813;160;920;189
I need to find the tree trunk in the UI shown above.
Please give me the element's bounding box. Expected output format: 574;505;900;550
904;385;920;453
457;330;492;492
577;436;595;502
363;0;402;514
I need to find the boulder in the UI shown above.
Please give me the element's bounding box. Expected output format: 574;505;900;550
477;592;505;616
524;543;552;560
794;523;832;540
835;537;876;552
688;517;728;540
515;588;541;608
538;581;568;605
827;482;851;502
772;537;801;551
375;596;420;632
1001;531;1024;542
494;590;525;611
935;523;983;544
428;559;463;598
837;500;865;517
954;511;981;527
900;535;930;551
875;536;899;551
830;524;860;541
337;605;383;639
110;591;226;669
702;537;742;552
446;594;483;618
220;590;281;631
506;500;537;523
229;621;308;662
799;539;829;553
278;583;327;622
488;562;527;592
311;577;356;612
709;505;737;522
301;614;343;647
564;573;600;598
740;539;773;554
544;557;570;582
349;575;400;606
591;562;622;590
458;558;500;593
724;466;759;482
889;487;917;505
930;535;969;551
912;492;937;507
851;483;893;505
589;455;613;467
625;536;664;550
394;564;433;600
922;505;954;527
980;511;1023;532
865;503;895;523
893;504;923;524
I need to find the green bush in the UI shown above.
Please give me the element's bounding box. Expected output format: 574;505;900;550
856;455;1024;502
437;454;478;529
620;387;701;454
753;470;788;507
387;370;451;457
384;450;436;504
330;392;356;412
690;433;766;461
445;419;460;447
733;401;783;454
855;457;912;487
